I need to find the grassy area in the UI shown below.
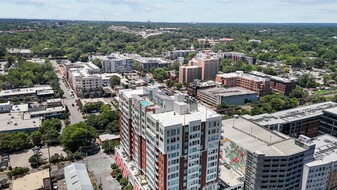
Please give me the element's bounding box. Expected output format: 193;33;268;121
313;89;337;95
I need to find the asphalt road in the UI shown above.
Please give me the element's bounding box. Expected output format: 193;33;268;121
86;151;121;190
51;60;84;124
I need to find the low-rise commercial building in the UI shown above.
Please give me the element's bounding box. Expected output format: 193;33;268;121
27;58;46;65
244;101;337;138
197;87;258;108
64;163;93;190
0;86;54;101
216;71;271;96
221;117;314;190
12;169;50;190
0;101;11;113
298;135;337;190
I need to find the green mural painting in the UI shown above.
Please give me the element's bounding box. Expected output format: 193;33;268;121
222;138;247;175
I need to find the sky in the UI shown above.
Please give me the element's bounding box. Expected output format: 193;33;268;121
0;0;337;23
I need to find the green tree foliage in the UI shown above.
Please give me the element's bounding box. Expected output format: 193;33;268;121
7;167;29;178
153;68;166;82
30;131;42;146
82;101;104;113
50;153;65;164
298;74;318;88
39;118;62;145
120;178;128;187
29;154;44;168
110;76;121;87
85;104;120;132
166;79;175;88
0;132;31;153
123;185;133;190
250;94;298;115
289;86;309;99
102;140;120;154
60;122;97;152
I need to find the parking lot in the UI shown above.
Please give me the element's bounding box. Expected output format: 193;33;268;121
10;146;66;168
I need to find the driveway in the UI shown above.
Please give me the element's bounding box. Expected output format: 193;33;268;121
86;151;121;190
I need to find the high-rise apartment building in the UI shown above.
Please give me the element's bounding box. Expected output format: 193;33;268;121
116;86;222;190
221;117;315;190
297;135;337;190
216;71;271;96
190;56;219;81
179;65;202;83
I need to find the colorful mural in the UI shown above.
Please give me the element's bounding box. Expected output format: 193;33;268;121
222;138;247;175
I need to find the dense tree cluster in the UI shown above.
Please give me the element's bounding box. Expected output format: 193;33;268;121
81;101;104;113
250;94;299;115
0;60;63;97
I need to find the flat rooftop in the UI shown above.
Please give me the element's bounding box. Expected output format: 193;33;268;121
305;134;337;167
0;112;41;132
119;88;145;99
149;104;221;127
244;101;337;125
217;71;268;82
222;117;305;156
12;169;49;190
219;164;244;188
0;86;52;97
199;86;257;97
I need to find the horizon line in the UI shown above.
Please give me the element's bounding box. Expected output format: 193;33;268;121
1;18;337;25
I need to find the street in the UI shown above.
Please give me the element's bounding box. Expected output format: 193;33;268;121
86;151;121;190
51;60;84;124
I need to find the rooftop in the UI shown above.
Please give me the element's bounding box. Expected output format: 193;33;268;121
250;71;297;83
305;134;337;167
12;169;49;190
221;117;305;156
0;112;41;133
150;103;221;127
217;71;269;82
0;86;53;97
64;163;93;190
98;134;120;142
199;86;257;97
244;101;337;125
219;164;244;188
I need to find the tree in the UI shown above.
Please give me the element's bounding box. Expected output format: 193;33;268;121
289;86;308;99
31;131;42;146
175;82;183;90
102;140;120;154
7;167;29;178
153;68;166;82
60;123;96;152
298;74;317;88
166;80;175;88
110;76;121;87
322;74;331;85
120;178;128;187
29;154;44;168
123;185;133;190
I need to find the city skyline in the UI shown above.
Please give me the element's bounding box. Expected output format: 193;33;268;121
1;0;337;23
